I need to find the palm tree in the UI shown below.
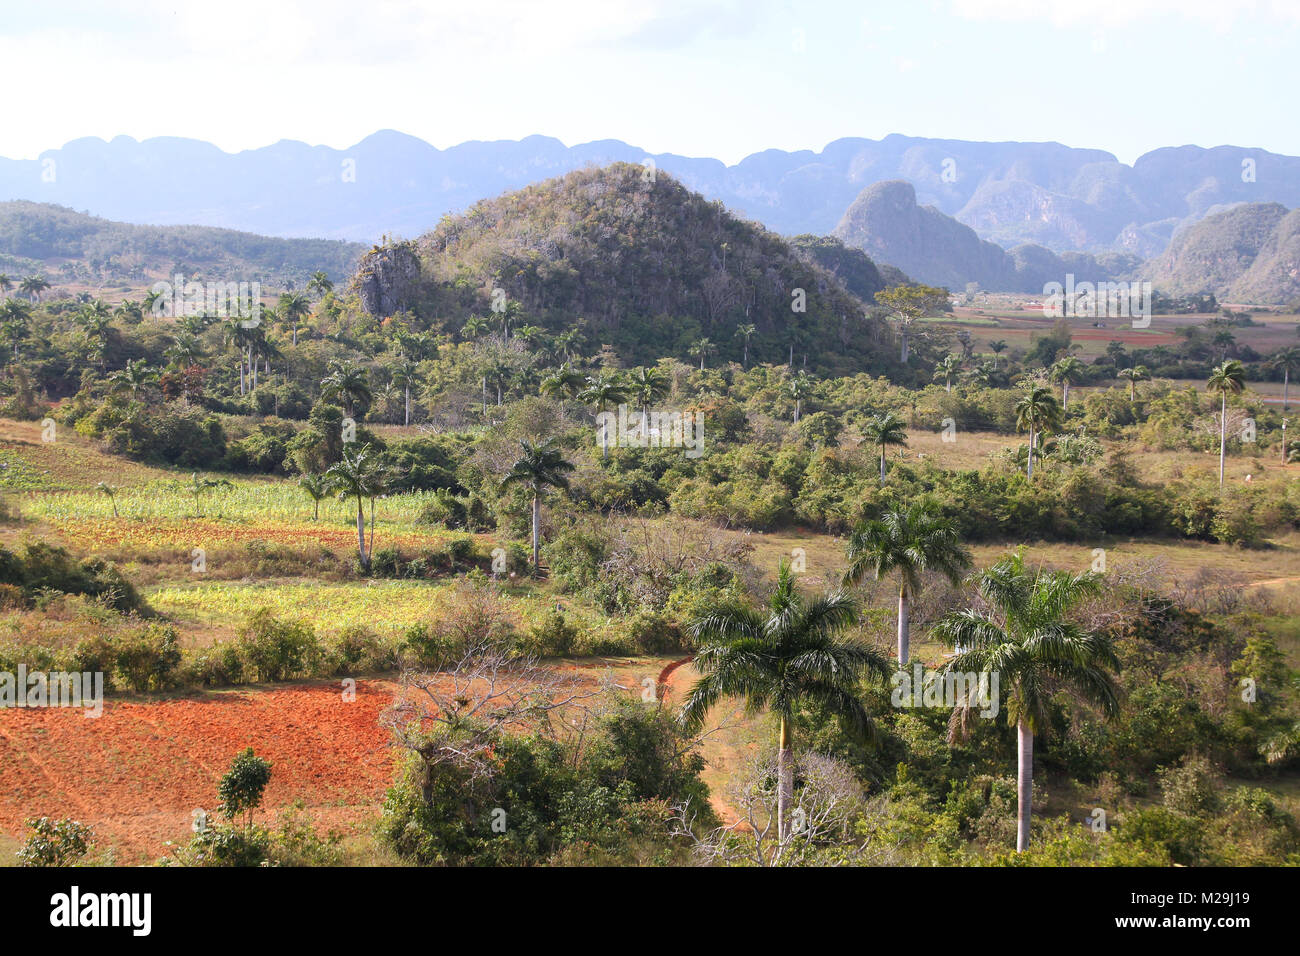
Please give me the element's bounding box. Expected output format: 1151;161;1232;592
109;358;157;399
0;275;11;298
988;340;1007;370
540;363;586;402
298;474;329;521
1207;359;1246;488
1116;364;1149;402
188;473;233;518
1015;384;1063;480
844;501;971;665
688;337;715;371
306;271;333;300
934;354;961;393
861;412;908;484
142;288;164;316
788;371;813;424
933;552;1119;852
1269;346;1300;412
1213;329;1236;362
0;299;31;359
325;443;384;570
499;439;575;568
626;366;670;435
115;299;143;324
681;562;890;846
577;372;628;458
1049;356;1085;409
735;323;757;368
278;291;311;346
96;482;119;518
321;361;372;418
390;358;421;426
19;275;50;303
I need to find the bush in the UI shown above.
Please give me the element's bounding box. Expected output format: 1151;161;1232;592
18;817;95;867
236;609;323;682
519;609;578;657
114;623;182;692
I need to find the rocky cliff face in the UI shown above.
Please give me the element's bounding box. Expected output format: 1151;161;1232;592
1144;202;1300;304
352;240;421;316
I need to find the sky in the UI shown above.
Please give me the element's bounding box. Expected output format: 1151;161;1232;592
1;0;1297;165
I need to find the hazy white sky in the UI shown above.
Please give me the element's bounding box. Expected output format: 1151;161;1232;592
1;0;1297;163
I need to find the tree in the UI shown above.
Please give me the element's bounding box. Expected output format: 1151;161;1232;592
1269;346;1300;412
19;275;50;303
188;472;232;517
326;443;385;570
788;371;813;424
735;323;757;368
0;274;11;298
1116;364;1149;402
681;562;889;846
688;337;716;370
307;271;334;300
0;299;31;359
875;284;948;363
299;474;329;520
321;361;372;418
861;412;908;484
390;358;421;426
933;354;961;393
278;291;311;346
1015;384;1063;480
218;747;273;830
500;438;575;569
108;358;157;399
932;553;1119;851
1207;359;1246;488
844;501;971;665
1049;356;1085;409
626;365;670;435
17;817;95;867
578;373;628;458
540;363;586;402
988;340;1007;369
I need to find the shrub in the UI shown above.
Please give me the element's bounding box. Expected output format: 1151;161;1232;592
18;817;95;867
114;623;182;692
236;609;323;682
520;609;578;657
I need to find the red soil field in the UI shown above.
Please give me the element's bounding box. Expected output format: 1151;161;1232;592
0;680;398;862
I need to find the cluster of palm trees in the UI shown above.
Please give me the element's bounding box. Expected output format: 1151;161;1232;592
541;364;672;457
682;501;1120;855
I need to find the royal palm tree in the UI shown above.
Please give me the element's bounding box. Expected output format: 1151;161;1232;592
500;439;575;568
325;443;384;570
861;412;908;484
1208;359;1246;488
934;354;961;393
1116;364;1149;402
0;299;31;359
390;358;421;426
109;358;157;399
681;562;890;846
1269;346;1300;412
988;340;1007;370
19;275;50;303
688;337;716;371
142;288;164;316
298;474;329;521
1015;384;1063;480
306;271;333;300
1049;355;1085;409
933;552;1119;852
164;331;204;369
735;323;757;368
627;365;670;435
0;275;12;298
844;501;971;665
321;361;372;418
578;372;628;458
788;371;813;424
278;291;311;346
540;363;586;402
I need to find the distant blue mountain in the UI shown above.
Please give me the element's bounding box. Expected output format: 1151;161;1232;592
3;131;1297;255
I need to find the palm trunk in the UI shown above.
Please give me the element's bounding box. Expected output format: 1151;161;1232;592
1219;392;1227;488
404;386;410;426
356;497;368;570
1017;718;1033;852
1284;369;1290;412
531;493;540;568
897;584;910;665
777;715;793;848
1129;380;1135;402
1027;425;1035;479
369;497;375;558
900;329;909;364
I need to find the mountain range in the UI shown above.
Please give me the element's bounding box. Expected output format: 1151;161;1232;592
4;131;1299;258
